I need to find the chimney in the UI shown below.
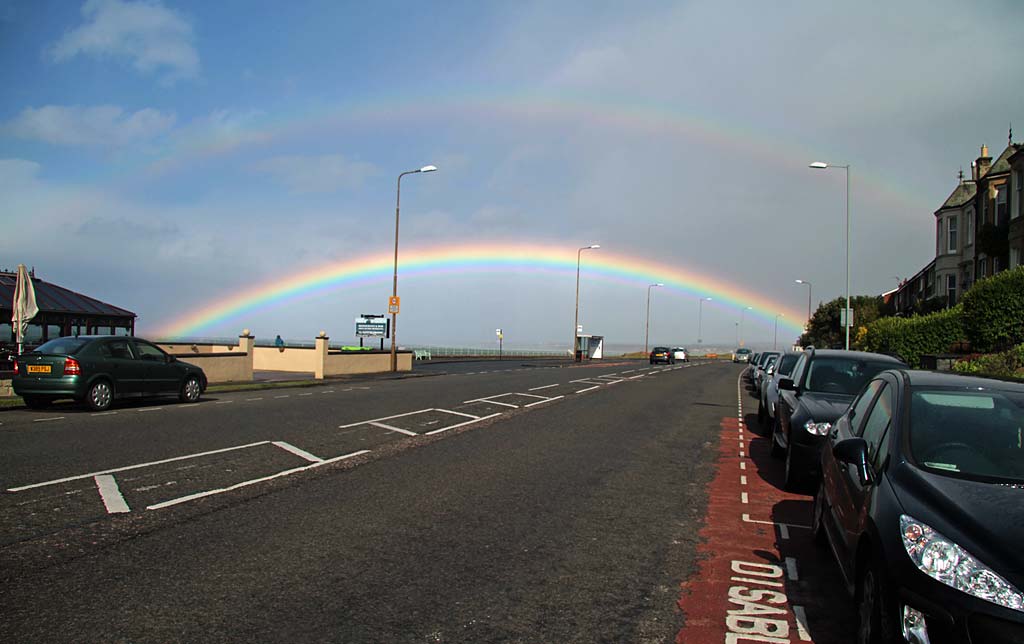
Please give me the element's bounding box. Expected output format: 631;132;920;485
973;144;992;180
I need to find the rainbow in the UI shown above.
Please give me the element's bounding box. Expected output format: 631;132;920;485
155;243;808;339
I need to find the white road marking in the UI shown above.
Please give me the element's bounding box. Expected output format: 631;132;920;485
340;408;434;428
94;474;130;513
369;421;418;437
741;492;749;504
139;407;163;412
246;397;264;401
527;383;559;391
462;397;518;408
214;400;233;405
424;413;503;435
434;408;480;420
8;441;272;491
322;390;335;393
740;475;747;485
629;374;646;380
298;393;313;397
91;412;118;417
272;441;323;463
33;417;65;423
785;556;799;581
739;461;746;470
274;395;290;399
525;395;563;407
146;450;371;510
576;386;600;394
792;605;813;641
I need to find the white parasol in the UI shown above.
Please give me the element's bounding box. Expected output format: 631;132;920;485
12;264;39;355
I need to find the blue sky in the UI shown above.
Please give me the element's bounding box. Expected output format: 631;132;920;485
2;0;1022;349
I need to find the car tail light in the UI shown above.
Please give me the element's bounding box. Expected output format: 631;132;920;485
12;359;18;375
64;357;81;375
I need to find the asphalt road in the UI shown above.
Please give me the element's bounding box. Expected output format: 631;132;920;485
1;358;735;643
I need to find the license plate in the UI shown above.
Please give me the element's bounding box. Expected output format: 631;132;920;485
27;365;51;374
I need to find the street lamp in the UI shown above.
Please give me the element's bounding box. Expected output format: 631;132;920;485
739;305;752;346
390;164;437;372
698;296;712;345
774;313;784;350
572;244;600;361
644;283;664;355
809;160;851;350
795;279;813;324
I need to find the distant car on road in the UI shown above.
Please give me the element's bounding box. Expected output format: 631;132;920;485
13;335;207;412
814;370;1024;644
672;347;689;362
649;346;675;365
733;348;752;363
770;348;905;490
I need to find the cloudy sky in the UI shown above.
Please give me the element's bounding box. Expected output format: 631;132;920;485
2;0;1022;350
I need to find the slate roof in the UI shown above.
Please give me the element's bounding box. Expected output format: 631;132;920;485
0;271;135;318
935;180;976;212
981;143;1021;178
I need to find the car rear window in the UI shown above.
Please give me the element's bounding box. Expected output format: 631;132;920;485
803;357;897;395
32;337;89;355
777;353;800;375
910;388;1024;482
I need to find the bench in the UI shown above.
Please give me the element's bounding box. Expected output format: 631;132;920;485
414;350;432;361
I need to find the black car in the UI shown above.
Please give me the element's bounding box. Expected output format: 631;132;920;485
649;346;675;365
814;370;1024;644
770;348;905;490
13;335;207;412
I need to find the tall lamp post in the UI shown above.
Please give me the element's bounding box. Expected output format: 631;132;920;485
774;313;784;350
572;244;600;361
809;160;851;350
697;296;712;345
644;282;664;355
390;164;437;372
739;305;752;346
795;279;813;325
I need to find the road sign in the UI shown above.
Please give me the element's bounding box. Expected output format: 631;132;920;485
355;317;388;337
496;328;503;338
388;296;400;314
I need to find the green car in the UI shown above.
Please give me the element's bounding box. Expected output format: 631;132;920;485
13;336;207;412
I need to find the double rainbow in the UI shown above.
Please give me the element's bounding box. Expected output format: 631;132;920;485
155;243;807;339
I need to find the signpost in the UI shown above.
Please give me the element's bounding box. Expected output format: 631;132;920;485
496;328;503;361
356;314;388;350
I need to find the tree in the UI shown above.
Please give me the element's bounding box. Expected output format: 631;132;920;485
798;295;884;349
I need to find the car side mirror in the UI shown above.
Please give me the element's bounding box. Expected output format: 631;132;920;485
167;355;177;363
833;437;872;485
778;378;796;391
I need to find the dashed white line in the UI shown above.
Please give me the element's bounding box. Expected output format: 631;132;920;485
424;413;503;435
792;605;812;641
575;386;600;394
215;400;234;405
246;397;264;401
274;395;290;399
741;492;749;504
785;556;799;581
33;417;65;423
527;383;559;391
139;407;163;412
94;474;130;514
298;392;313;397
740;475;747;485
369;421;418;437
91;411;118;417
525;395;564;407
434;408;480;420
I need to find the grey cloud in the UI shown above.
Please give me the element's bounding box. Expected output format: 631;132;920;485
4;105;176;146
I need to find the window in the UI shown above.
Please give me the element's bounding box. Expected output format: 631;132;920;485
106;340;135;360
936;218;944;255
947;274;957;307
860;382;895;469
996;186;1008;226
979;257;988;278
947;215;958;253
1015;170;1023;219
134;341;167;362
1012;247;1022;269
965;207;974;245
849;379;884;433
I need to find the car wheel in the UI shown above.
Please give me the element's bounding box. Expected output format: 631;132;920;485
770;418;785;458
811;486;828;546
857;560;899;644
784;441;803;491
86;380;113;412
179;375;202;404
23;396;52;410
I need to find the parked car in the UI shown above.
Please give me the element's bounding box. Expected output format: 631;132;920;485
814;370;1024;643
752;350;781;395
13;335;208;412
672;347;689;362
758;351;801;426
770;348;905;490
746;353;761;381
649;346;675;365
733;348;752;363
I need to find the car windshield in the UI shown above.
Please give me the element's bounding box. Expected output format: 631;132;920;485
736;349;750;354
803;357;896;395
32;337;89;355
910;387;1024;482
777;353;800;376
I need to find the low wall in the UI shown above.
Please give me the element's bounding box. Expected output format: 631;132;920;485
159;343;243;354
173;352;252;383
323;351;412;376
253;346;319;372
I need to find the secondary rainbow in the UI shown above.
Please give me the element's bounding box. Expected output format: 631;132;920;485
155;243;807;339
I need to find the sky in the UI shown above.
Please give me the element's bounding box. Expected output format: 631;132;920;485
2;0;1022;351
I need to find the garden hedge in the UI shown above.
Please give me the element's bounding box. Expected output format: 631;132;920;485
856;305;965;367
960;266;1024;352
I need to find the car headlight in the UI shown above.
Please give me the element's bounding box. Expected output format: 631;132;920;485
901;515;1024;613
803;420;832;436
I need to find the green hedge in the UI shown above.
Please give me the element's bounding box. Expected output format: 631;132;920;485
856;305;965;367
961;266;1024;352
953;343;1024;380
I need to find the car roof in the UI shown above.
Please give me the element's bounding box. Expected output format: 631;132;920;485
808;348;905;364
896;369;1024;391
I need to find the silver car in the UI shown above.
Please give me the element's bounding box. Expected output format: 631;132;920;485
758;351;802;427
